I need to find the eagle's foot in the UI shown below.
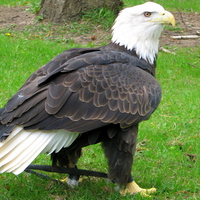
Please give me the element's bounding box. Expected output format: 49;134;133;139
120;181;156;197
60;177;81;188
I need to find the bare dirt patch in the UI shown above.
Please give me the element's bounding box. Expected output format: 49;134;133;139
0;6;35;28
0;6;199;47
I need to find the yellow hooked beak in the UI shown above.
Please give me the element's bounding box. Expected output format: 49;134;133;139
151;10;175;27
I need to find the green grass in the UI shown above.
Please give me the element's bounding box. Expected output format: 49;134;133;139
0;0;200;200
0;0;39;6
1;0;199;12
124;0;200;12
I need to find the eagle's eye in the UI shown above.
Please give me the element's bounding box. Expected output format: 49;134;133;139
144;12;152;17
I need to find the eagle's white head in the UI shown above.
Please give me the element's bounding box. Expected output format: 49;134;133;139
111;2;175;64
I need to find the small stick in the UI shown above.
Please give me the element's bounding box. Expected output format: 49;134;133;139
171;35;199;39
159;47;176;55
187;63;199;68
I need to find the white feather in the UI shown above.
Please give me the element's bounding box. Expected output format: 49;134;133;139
6;133;54;174
0;126;23;149
0;128;32;159
42;135;64;155
41;130;79;155
0;126;80;174
0;131;54;172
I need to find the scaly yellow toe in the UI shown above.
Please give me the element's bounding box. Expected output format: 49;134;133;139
120;181;156;197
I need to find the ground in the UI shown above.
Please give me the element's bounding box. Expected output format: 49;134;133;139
0;6;200;48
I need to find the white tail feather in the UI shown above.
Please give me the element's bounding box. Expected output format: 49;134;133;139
41;129;80;154
0;128;30;158
0;131;54;173
0;126;80;174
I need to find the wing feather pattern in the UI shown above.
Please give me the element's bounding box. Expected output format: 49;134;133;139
1;48;161;133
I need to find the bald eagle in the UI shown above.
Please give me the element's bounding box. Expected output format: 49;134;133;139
0;2;175;196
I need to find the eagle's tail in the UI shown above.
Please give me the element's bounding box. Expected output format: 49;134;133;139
0;126;79;175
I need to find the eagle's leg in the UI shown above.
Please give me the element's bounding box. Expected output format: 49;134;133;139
103;125;156;196
51;148;82;187
102;125;137;188
65;165;80;187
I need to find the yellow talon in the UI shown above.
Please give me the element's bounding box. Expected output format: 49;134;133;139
60;177;83;188
60;177;68;183
120;181;156;197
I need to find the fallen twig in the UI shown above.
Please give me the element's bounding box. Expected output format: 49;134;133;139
159;47;176;55
187;63;199;68
184;153;197;162
171;35;199;39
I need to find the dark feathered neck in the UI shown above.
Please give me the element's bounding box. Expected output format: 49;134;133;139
100;43;156;76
